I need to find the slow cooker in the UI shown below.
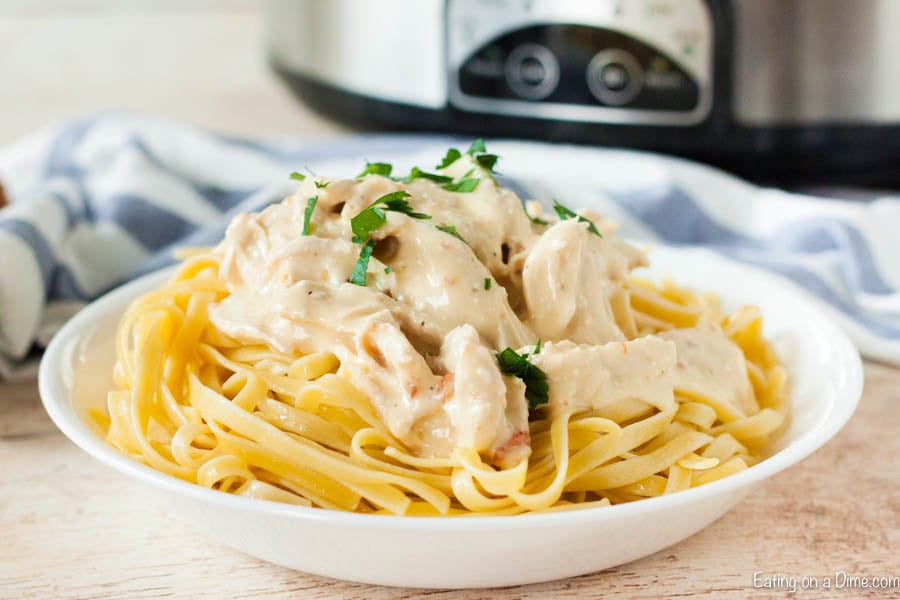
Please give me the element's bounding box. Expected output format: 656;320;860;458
265;0;900;185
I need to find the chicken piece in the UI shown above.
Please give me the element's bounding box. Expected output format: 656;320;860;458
211;282;528;466
530;337;677;417
403;156;539;308
435;325;530;467
217;176;398;290
374;216;536;350
522;219;645;344
657;323;758;418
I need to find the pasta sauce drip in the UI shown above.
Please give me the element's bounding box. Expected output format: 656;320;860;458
209;155;756;468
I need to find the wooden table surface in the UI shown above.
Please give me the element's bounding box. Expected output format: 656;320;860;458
1;363;897;600
0;3;897;599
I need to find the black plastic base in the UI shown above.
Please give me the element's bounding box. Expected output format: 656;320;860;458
272;61;900;187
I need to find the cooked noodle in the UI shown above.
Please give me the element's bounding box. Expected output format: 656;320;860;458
103;252;788;516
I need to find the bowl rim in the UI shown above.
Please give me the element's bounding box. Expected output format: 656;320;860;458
39;246;864;532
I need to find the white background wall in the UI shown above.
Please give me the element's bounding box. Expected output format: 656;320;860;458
0;0;346;145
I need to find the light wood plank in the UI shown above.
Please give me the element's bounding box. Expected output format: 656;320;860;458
1;362;896;599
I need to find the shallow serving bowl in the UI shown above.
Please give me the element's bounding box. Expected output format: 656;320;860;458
39;244;862;589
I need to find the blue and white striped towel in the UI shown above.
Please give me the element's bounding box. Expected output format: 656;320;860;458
1;113;898;379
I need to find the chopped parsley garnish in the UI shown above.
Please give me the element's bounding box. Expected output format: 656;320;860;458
350;190;431;242
523;203;548;225
358;161;393;178
534;338;542;354
435;224;467;244
496;346;549;410
437;148;462;169
384;266;393;274
349;238;374;286
441;170;480;193
553;199;603;237
434;139;498;180
474;153;499;172
466;139;499;175
349;192;431;285
351;210;387;244
290;171;329;188
468;139;499;177
467;139;486;155
374;191;430;219
403;167;452;184
302;196;317;236
484;278;492;290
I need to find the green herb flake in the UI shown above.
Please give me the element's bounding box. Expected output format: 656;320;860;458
495;347;549;410
467;138;486;155
552;199;603;237
350;190;431;241
522;203;548;225
289;172;306;181
349;238;375;286
377;191;431;219
302;196;318;236
384;266;393;274
439;140;499;176
438;148;462;169
436;224;467;244
534;338;542;354
357;161;393;178
441;170;480;193
474;153;499;173
351;206;387;243
314;180;330;189
484;278;492;290
404;166;452;184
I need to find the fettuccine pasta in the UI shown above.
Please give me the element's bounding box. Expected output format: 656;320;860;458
103;143;788;516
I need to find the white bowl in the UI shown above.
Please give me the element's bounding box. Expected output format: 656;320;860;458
39;244;863;588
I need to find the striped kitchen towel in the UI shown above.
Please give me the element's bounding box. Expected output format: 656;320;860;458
1;113;898;378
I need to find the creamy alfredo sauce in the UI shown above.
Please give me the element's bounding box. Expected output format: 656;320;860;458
209;152;755;467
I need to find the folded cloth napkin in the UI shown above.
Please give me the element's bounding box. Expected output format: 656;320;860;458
1;113;898;379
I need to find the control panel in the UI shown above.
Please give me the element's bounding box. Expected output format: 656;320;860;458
446;0;713;125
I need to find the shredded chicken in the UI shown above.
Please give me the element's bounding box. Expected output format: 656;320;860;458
209;153;743;466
